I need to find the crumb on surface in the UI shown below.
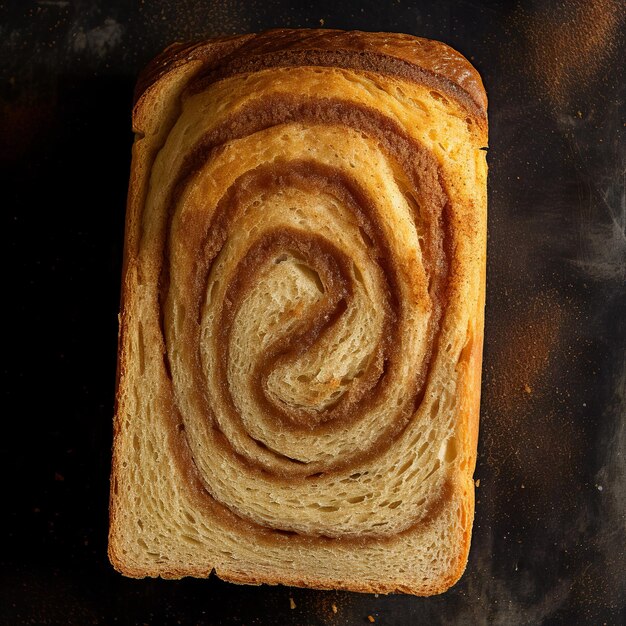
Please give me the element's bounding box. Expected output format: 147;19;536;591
368;616;375;623
332;603;338;614
289;597;296;609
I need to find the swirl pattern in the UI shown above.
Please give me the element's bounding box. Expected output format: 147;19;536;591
110;29;488;594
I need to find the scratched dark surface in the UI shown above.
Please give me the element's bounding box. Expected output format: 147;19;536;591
1;0;625;624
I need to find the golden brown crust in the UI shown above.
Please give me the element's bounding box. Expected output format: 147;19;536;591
134;29;487;127
109;28;487;596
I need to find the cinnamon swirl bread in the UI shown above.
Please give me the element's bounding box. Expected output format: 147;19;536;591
109;29;488;595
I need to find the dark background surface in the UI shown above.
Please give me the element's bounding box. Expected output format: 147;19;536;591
1;0;625;624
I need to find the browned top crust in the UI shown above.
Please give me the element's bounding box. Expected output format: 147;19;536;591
135;29;487;123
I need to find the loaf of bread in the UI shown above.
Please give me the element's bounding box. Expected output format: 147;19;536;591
109;29;487;596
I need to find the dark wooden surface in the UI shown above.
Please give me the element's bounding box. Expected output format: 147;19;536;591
1;1;625;624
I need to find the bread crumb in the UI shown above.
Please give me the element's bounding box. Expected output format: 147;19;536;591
289;597;296;609
475;478;480;487
332;603;338;614
320;18;325;26
368;616;375;623
523;383;532;394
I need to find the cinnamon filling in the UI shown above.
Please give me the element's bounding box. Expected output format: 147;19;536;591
146;94;454;540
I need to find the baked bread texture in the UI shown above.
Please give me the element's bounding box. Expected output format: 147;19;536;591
109;29;488;596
